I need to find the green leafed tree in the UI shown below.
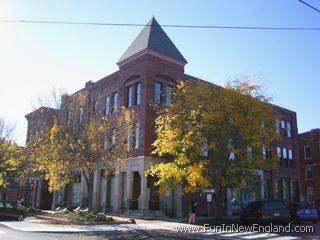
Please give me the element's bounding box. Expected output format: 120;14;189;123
27;92;138;211
147;78;281;217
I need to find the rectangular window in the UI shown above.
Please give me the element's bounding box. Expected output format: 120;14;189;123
307;188;315;203
286;122;292;137
304;146;311;159
134;122;140;149
262;147;267;159
127;86;133;107
165;85;172;107
113;92;118;113
277;147;281;157
202;140;209;157
79;107;83;124
282;148;287;159
305;165;313;179
155;82;162;104
92;100;98;115
105;96;110;115
283;148;288;167
277;147;282;166
67;111;71;126
247;146;253;160
103;138;108;151
112;129;116;145
136;83;141;105
288;149;293;160
276;119;280;133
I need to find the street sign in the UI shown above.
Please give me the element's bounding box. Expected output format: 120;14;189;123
207;194;212;202
203;188;215;194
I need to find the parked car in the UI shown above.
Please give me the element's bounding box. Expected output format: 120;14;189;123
0;200;26;221
288;203;319;224
241;200;290;225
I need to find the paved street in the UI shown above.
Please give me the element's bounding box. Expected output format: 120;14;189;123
1;217;320;239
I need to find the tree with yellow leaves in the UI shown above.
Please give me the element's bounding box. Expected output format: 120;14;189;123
147;78;280;217
0;118;24;187
27;91;137;211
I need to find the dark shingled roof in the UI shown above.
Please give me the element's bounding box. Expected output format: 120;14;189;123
118;17;187;64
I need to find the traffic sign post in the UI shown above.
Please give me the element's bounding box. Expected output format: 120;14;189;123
206;193;212;217
202;189;215;217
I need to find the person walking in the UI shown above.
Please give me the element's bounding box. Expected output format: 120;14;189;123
188;201;196;224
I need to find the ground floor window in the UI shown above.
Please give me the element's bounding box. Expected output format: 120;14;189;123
307;188;315;203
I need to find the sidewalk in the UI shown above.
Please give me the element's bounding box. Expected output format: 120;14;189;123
0;216;190;233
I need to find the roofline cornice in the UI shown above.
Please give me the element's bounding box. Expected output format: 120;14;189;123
117;49;187;68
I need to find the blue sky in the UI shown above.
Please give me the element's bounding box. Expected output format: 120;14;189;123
1;0;319;146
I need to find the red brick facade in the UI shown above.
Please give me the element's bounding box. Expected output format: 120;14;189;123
299;129;320;203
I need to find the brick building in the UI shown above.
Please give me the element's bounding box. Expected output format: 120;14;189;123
24;107;59;209
299;129;320;203
26;18;301;217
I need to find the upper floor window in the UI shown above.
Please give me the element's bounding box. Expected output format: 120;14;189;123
286;122;292;137
305;165;313;179
277;146;282;166
93;100;98;114
165;85;172;107
134;122;140;149
113;92;118;113
127;86;133;107
288;148;294;168
111;129;116;145
304;146;311;159
201;139;209;157
262;147;267;159
277;147;282;158
105;96;110;115
276;119;280;134
79;107;83;124
67;111;71;126
135;82;141;105
276;119;292;137
155;82;163;104
288;149;293;160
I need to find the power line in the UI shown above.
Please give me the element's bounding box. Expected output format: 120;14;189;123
299;0;320;13
0;19;320;31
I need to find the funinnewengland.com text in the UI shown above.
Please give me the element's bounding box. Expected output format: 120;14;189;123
176;223;314;234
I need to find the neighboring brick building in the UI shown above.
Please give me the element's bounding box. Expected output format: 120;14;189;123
299;129;320;203
26;18;301;217
24;107;59;209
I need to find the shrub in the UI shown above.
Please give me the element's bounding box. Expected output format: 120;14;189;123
95;213;106;221
85;212;96;222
